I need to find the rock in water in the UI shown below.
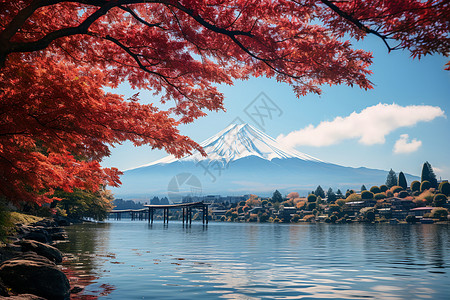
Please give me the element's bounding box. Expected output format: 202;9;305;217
0;253;70;300
18;240;63;263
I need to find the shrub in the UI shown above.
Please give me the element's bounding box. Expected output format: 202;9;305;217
379;185;388;192
328;204;341;214
390;186;403;193
238;201;246;207
420;180;431;192
291;214;300;223
330;215;338;223
370;186;381;194
307;202;316;210
259;213;269;222
386;190;394;198
438;181;450;196
324;218;331;223
374;193;387;200
431;208;448;220
406;215;417;223
346;193;362;202
411;181;421;192
307;194;317;202
0;204;12;242
345;190;355;198
398;191;409;198
303;214;315;222
248;214;258;222
417;190;435;204
366;211;375;222
336;199;346;207
361;190;374;200
433;194;447;207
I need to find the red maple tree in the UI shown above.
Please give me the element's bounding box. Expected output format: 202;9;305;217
0;0;448;205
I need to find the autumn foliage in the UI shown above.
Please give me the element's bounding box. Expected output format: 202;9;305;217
1;1;448;205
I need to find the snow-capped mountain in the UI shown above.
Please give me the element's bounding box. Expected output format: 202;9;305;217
135;123;322;168
114;124;418;199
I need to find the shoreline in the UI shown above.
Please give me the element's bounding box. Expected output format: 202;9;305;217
0;216;86;299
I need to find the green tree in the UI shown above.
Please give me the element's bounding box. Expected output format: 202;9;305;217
370;186;381;194
361;190;374;200
391;186;403;193
420;180;431;192
327;188;337;203
421;162;438;188
411;181;421;192
398;172;408;189
438;181;450;196
345;190;355;198
385;169;398;188
54;187;114;221
433;194;447;207
374;193;387;200
361;185;367;191
307;194;317;202
315;185;325;198
398;191;409;198
272;190;283;203
336;189;343;199
379;185;388;192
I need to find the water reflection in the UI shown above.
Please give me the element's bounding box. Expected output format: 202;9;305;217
60;222;449;299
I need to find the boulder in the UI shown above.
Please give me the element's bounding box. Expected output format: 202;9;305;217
22;231;50;244
0;253;70;300
18;240;63;263
51;232;68;241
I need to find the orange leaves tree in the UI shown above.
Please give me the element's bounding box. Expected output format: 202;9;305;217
0;0;448;205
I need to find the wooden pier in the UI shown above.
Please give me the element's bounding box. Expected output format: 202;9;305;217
109;202;209;225
145;202;209;225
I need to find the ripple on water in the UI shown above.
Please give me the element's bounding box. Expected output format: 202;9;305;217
57;221;450;299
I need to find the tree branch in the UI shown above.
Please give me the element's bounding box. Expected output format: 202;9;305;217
320;0;394;52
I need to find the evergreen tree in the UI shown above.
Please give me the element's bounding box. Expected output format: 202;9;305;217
421;161;438;188
327;188;337;203
150;197;160;205
272;190;283;203
361;185;367;191
385;169;398;188
398;172;407;189
315;185;325;198
336;189;343;199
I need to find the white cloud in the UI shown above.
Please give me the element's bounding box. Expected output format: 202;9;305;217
393;134;422;154
276;103;444;148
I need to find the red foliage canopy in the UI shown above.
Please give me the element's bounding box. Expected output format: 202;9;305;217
0;0;448;204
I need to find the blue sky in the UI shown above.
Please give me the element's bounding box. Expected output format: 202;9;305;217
102;35;450;181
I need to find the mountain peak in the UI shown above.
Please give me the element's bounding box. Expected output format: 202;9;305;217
132;123;322;169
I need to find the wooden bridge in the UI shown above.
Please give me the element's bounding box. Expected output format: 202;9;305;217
109;202;209;225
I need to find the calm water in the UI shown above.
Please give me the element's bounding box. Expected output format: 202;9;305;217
57;221;450;299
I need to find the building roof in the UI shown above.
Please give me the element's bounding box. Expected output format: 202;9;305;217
410;207;434;211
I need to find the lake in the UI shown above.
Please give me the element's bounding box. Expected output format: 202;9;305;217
57;221;450;299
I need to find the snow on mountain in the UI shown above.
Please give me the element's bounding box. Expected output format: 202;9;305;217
115;123;419;199
130;123;322;169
